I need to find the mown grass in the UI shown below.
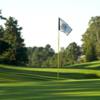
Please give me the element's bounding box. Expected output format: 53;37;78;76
66;60;100;69
0;79;100;100
0;61;100;100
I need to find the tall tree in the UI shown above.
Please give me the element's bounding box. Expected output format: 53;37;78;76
82;16;100;61
0;26;9;63
3;17;28;65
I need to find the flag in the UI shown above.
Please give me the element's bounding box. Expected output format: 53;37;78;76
58;18;72;35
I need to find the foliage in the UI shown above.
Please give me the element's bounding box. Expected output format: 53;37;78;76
82;16;100;61
0;16;28;65
27;44;55;67
66;42;81;64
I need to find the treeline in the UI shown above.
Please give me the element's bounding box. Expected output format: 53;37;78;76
27;42;81;67
0;13;100;67
27;45;55;67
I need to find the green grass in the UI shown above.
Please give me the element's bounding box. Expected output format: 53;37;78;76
66;60;100;69
0;61;100;100
0;79;100;100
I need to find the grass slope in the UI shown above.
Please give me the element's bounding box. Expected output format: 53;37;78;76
0;61;100;100
66;61;100;69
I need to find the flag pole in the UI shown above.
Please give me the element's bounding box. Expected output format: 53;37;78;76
57;17;72;79
57;18;60;79
57;30;60;79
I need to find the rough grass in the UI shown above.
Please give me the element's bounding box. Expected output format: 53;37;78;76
0;61;100;100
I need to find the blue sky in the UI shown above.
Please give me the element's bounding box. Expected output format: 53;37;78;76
0;0;100;51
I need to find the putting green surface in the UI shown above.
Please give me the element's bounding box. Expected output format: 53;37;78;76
0;61;100;100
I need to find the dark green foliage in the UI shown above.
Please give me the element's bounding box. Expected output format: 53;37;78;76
0;16;28;65
0;25;4;39
15;47;28;65
0;40;11;63
85;44;97;61
0;40;10;54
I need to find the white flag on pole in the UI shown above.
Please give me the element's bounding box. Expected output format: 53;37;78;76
58;18;72;35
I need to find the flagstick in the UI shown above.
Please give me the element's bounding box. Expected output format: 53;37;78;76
57;17;72;79
57;30;60;79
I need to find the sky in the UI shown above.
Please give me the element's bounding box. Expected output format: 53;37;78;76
0;0;100;52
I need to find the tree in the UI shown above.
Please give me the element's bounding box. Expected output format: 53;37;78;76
65;42;81;64
3;17;28;65
27;47;33;66
82;16;100;61
96;42;100;59
27;44;55;67
0;26;4;39
42;55;57;68
0;26;5;54
0;25;10;63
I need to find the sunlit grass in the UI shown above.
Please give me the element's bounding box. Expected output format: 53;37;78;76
66;60;100;69
55;91;100;96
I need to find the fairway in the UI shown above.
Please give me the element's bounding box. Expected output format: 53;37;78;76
0;61;100;100
0;79;100;100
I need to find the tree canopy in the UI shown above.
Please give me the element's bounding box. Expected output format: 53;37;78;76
0;16;28;65
82;16;100;61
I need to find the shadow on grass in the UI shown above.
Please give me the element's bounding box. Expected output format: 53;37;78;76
0;65;100;83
